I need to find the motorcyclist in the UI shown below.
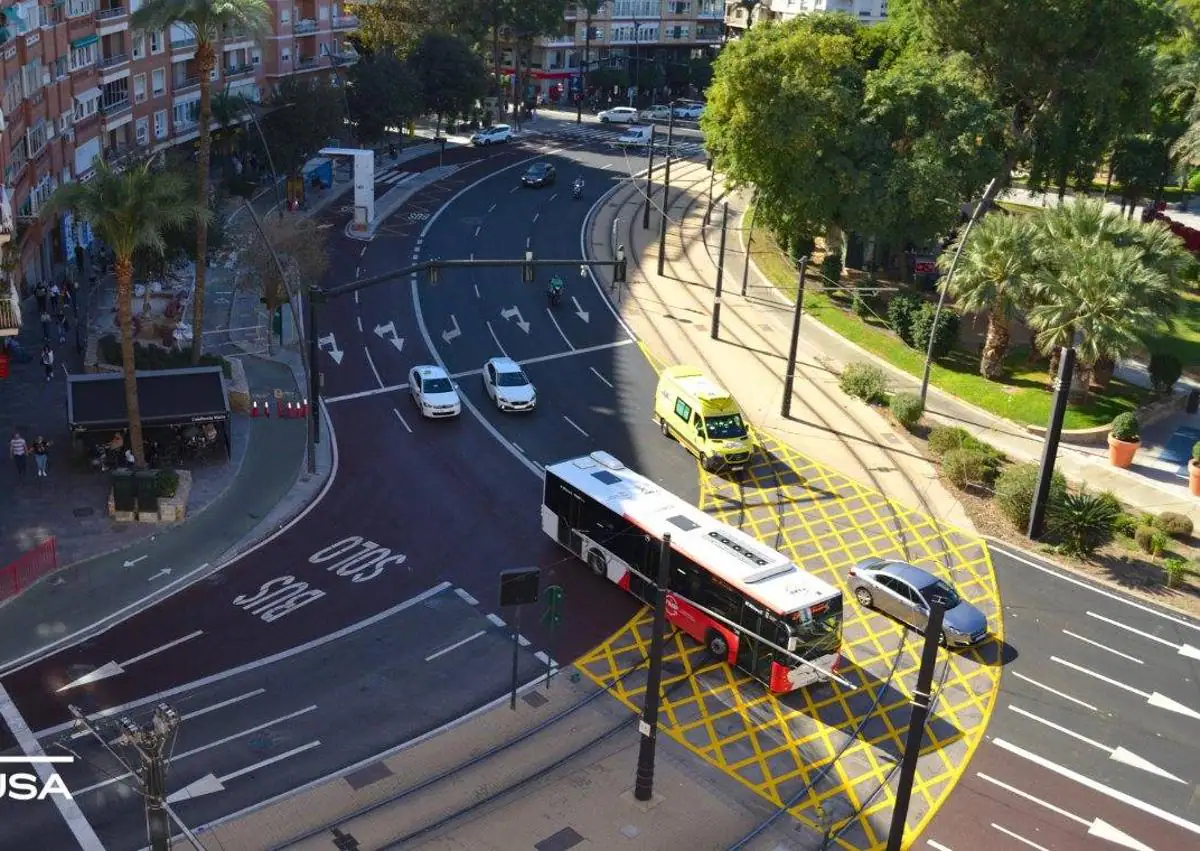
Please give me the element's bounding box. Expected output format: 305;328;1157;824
572;175;585;196
547;274;565;302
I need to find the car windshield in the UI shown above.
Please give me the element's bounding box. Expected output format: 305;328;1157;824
921;578;961;609
423;378;453;394
704;414;747;439
497;370;530;388
527;164;549;175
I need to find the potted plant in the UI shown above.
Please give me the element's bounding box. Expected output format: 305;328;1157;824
1189;441;1200;497
1107;412;1140;468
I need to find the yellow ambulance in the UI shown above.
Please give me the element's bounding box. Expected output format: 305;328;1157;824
654;365;757;472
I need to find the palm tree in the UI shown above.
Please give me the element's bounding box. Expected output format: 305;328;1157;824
1025;200;1184;402
943;212;1036;378
132;0;269;365
210;86;245;165
47;160;201;466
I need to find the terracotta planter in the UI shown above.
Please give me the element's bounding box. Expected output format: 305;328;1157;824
1107;434;1140;468
1190;460;1200;497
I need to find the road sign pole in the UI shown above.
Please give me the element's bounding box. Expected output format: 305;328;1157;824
711;202;728;340
643;126;657;230
781;257;809;419
510;604;522;711
1028;346;1075;540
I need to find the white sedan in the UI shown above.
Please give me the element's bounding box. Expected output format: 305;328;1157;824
409;365;462;418
482;357;536;412
598;106;639;124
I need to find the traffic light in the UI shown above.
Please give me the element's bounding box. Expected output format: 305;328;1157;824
614;245;627;284
428;261;440;284
522;249;535;283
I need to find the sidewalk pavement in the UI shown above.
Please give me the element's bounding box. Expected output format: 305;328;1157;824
589;162;976;533
202;674;808;851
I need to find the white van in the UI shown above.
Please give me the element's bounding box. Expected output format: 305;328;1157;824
614;126;653;147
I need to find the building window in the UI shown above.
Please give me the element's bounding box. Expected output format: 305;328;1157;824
172;99;199;128
67;0;96;18
27;121;49;158
135;117;149;146
132;32;145;60
69;44;97;72
150;30;164;54
280;7;290;23
154;109;167;139
152;68;165;96
133;73;146;103
281;48;290;62
57;113;72;134
251;48;261;64
74;95;99;122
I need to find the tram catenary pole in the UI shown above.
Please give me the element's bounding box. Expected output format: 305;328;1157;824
634;533;672;801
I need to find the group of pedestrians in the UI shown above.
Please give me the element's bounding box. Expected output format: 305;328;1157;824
32;278;75;382
8;430;51;479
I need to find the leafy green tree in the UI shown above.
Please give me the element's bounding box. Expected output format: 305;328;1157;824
942;212;1036;378
356;0;485;54
257;77;346;178
47;161;202;466
407;33;488;133
347;51;423;146
239;214;329;354
132;0;270;364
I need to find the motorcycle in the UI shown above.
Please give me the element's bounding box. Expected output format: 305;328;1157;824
547;277;565;306
572;180;584;199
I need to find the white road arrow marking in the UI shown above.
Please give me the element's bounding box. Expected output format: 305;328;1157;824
441;314;461;344
122;555;148;568
56;631;204;692
571;296;589;323
1008;705;1184;783
147;569;172;583
1052;656;1200;720
165;741;321;804
979;772;1156;851
373;320;404;353
317;333;344;365
500;306;531;334
1087;611;1200;660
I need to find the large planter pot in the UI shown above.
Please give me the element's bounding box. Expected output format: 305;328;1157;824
1107;434;1140;468
1190;460;1200;497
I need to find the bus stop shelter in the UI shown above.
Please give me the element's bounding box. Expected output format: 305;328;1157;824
66;366;232;455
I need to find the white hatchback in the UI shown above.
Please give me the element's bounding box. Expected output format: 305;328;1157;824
471;124;512;145
482;357;536;412
598;106;639;124
409;365;461;418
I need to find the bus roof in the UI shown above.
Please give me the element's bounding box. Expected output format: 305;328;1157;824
545;452;840;615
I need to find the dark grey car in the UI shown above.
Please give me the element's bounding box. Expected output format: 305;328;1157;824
848;558;988;647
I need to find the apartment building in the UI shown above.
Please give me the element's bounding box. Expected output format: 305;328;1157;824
726;0;889;37
523;1;726;103
0;0;358;292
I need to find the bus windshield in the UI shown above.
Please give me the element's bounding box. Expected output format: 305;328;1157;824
786;599;843;659
704;414;747;439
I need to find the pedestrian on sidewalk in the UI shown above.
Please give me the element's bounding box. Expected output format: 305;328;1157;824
41;344;54;381
40;310;52;340
31;437;50;478
58;313;69;345
49;282;61;316
9;431;27;479
34;281;47;315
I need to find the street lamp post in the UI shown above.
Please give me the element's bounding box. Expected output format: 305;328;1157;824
629;19;642;108
577;8;594;125
240;96;286;219
633;533;672;801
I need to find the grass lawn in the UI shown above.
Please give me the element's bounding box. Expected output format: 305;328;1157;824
749;219;1152;430
1150;289;1200;379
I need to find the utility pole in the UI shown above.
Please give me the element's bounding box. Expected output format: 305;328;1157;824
740;189;758;296
634;533;672;802
885;597;947;851
642;125;657;230
577;8;594;125
711;201;728;339
781;257;808;419
656;108;676;276
1028;347;1075;540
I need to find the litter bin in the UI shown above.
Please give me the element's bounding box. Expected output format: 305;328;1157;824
110;469;136;512
134;470;159;513
1187;388;1200;414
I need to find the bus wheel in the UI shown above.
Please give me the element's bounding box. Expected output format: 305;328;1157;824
587;550;607;578
706;630;729;660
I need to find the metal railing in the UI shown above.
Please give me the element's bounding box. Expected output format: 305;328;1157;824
0;539;59;603
224;63;254;77
332;14;358;28
173;75;201;92
294;20;318;34
297;55;317;68
170;35;198;49
100;97;131;117
95;5;128;20
100;51;129;69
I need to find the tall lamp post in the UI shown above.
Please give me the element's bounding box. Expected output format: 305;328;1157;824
576;3;596;124
629;18;642;108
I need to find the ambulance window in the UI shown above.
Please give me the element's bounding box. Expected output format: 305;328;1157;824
674;398;691;422
693;413;705;434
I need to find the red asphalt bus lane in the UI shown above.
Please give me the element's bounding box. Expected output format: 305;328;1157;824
0;394;635;734
923;739;1195;851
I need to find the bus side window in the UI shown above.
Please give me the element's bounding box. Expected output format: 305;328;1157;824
704;576;743;621
543;474;581;525
670;554;703;600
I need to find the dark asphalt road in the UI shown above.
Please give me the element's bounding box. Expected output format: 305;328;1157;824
923;544;1200;851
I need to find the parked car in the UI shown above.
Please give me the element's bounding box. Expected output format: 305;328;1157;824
673;101;704;120
639;105;672;121
848;558;989;647
521;162;556;188
471;124;512;145
598;106;639;124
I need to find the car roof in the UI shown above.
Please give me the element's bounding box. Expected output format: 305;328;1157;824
488;356;522;371
609;106;636;111
414;364;448;379
489;124;510;131
528;161;552;168
876;561;937;588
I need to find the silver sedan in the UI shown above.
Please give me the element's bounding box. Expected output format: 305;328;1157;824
848;558;988;647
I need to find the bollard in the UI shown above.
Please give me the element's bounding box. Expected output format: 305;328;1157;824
251;401;259;418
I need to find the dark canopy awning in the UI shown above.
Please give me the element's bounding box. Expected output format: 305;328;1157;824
66;367;230;433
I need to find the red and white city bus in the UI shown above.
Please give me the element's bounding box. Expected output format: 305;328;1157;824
542;452;843;694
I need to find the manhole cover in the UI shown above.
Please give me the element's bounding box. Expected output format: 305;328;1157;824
73;507;94;518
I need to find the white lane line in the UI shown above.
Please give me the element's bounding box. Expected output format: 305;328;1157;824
509;186;519;193
474;225;481;237
356;316;363;332
990;824;1050;851
1011;670;1097;711
486;613;506;628
73;705;320;796
1052;655;1200;719
993;546;1200;633
454;588;480;606
1087;611;1200;659
425;631;487;662
182;689;266;722
0;755;73;763
360;246;368;257
354;291;359;304
488;204;496;213
364;347;385;388
474;284;481;299
0;685;104;849
486;321;509;359
518;634;530;647
548;193;558;202
355;266;360;278
589;367;613;388
392;408;413;434
1063;629;1143;663
979;772;1087;827
325;383;410;403
218;741;321;785
545;307;575;351
926;842;954;851
563;416;589;437
122;630;205;667
532;212;540;223
994;738;1200;838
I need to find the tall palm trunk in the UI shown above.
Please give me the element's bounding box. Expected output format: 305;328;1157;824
1047;344;1062;380
980;305;1010;379
190;41;215;364
116;256;146;467
1069;360;1094;403
1092;355;1115;389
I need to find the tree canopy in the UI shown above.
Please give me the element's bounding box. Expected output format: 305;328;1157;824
408;33;488;127
256;78;346;177
347;51;423;145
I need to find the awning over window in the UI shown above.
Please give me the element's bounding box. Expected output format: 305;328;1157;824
70;34;99;49
74;86;101;103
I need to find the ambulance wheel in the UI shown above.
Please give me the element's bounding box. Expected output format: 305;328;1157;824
701;453;720;473
660;419;671;439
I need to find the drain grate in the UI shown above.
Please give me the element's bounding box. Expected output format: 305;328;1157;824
522;690;548;708
534;827;585;851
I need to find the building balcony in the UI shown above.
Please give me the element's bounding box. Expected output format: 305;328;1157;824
297;55;318;68
170;35;198;50
294;20;318;34
538;33;576;47
100;98;131;120
96;5;128;22
696;25;722;41
173;75;201;93
99;51;129;69
175;118;199;133
0;284;20;337
224;62;254;78
332;14;358;29
697;2;724;17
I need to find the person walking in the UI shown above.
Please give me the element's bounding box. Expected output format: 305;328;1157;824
41;344;54;381
58;313;69;345
9;430;27;479
33;281;47;315
31;437;50;478
49;282;61;316
40;310;52;340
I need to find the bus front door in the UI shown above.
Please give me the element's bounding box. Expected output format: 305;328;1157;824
736;601;776;685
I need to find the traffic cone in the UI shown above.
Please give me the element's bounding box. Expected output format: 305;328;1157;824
275;398;283;418
251;401;259;418
300;399;309;417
